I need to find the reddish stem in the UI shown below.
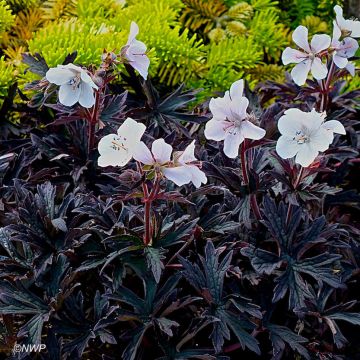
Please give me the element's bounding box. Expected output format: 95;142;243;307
143;175;161;246
87;91;100;156
240;140;249;186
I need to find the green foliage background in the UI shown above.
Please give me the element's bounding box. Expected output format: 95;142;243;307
1;0;358;101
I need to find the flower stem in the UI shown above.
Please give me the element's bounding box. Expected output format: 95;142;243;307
144;199;152;246
240;140;249;186
142;175;161;246
87;91;100;157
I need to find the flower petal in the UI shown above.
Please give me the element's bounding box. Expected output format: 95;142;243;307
322;120;346;135
230;96;249;119
276;136;299;159
310;34;331;53
295;144;319;167
179;140;197;164
209;95;232;119
336;37;359;58
345;62;355;76
97;134;132;167
46;67;74;85
310;57;328;80
241;120;266;140
80;70;98;89
128;52;150;80
127;21;139;45
292;25;311;52
229;79;244;101
58;83;81;107
117;118;146;150
282;47;308;65
187;165;207;188
333;54;348;68
332;21;341;45
278;108;308;136
151;138;172;164
306;109;325;132
334;5;360;37
163;166;191;186
204;118;227;141
78;82;96;108
346;19;360;38
132;141;154;165
310;128;331;152
223;130;244;158
291;60;311;85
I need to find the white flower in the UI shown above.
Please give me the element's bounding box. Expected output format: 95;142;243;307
46;63;98;108
97;118;146;167
204;79;266;159
123;21;150;80
276;108;346;167
133;139;207;188
165;141;207;188
282;26;331;85
334;5;360;38
345;62;356;76
331;23;359;69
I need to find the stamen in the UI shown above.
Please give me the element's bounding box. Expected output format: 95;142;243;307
111;138;127;151
293;130;309;144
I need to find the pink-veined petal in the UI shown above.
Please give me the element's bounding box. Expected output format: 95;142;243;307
310;34;331;53
223;130;244;158
292;25;311;52
291;60;312;85
336;37;359;58
310;57;328;80
151;138;172;164
241;120;266;140
204;118;227;141
128;53;150;80
230;96;249;119
282;47;308;65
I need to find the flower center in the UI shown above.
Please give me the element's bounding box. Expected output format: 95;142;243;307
111;136;128;151
294;131;309;144
308;52;316;60
68;74;81;90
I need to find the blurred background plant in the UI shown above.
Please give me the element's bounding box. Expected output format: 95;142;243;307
0;0;358;104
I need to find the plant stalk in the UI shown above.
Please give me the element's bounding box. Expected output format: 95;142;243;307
240;140;249;186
